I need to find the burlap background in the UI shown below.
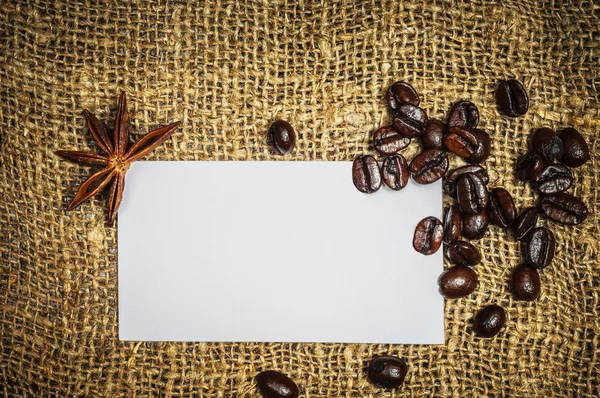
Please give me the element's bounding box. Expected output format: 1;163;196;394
1;0;598;396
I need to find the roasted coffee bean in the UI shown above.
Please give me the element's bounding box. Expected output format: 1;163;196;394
539;193;588;225
382;155;409;190
447;100;479;129
413;217;444;255
462;210;489;240
352;155;382;193
495;79;529;117
558;127;590;167
534;164;573;194
443;165;489;197
487;188;517;228
268;120;296;155
516;152;544;182
373;126;410;155
438;265;478;298
443;127;479;158
392;104;428;138
447;240;481;266
465;129;491;164
521;227;555;269
367;355;408;389
531;127;564;164
421;118;446;150
409;149;449;184
256;371;299;398
456;174;489;214
513;207;538;240
511;264;541;301
473;305;506;338
443;205;463;243
387;81;420;111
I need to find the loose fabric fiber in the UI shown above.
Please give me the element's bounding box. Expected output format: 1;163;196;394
1;0;599;396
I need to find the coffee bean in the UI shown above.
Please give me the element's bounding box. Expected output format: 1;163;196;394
438;265;478;298
473;305;506;338
521;227;555;269
447;241;481;266
382;155;409;191
392;104;428;138
495;79;529;117
456;173;489;214
268;120;296;155
487;187;517;228
413;217;444;255
409;149;449;184
511;264;541;301
558;127;590;167
538;192;588;225
373;126;410;155
387;81;420;111
352;155;382;193
513;207;538;240
443;165;489;197
534;164;573;194
516;152;544;182
465;129;491;164
447;100;479;129
367;355;408;389
462;210;489;240
531;127;564;164
421;118;446;150
443;127;479;158
443;205;463;243
257;371;299;398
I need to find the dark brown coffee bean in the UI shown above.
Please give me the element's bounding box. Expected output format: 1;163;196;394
367;355;408;389
521;227;555;269
465;129;491;164
409;149;449;184
382;155;409;191
421;118;446;150
495;79;529;117
257;371;299;398
456;174;489;214
513;207;538;240
487;188;517;228
558;127;590;168
268;120;296;155
387;81;420;111
538;193;588;225
511;264;541;301
443;165;489;197
447;100;479;129
352;155;381;193
473;305;506;338
531;127;564;164
413;217;444;255
373;126;410;155
516;152;544;182
392;104;428;138
447;241;481;266
443;127;479;158
534;164;573;194
462;210;489;240
438;265;478;298
443;205;463;243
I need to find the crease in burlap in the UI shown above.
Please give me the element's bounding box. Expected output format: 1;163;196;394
1;0;598;396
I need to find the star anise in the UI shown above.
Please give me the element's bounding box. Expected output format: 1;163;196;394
56;92;180;226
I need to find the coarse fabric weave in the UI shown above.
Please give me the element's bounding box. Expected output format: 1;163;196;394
1;0;599;396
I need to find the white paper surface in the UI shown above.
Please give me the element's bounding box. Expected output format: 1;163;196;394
118;161;444;344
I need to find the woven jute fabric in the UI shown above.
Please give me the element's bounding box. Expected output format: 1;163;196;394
1;0;598;396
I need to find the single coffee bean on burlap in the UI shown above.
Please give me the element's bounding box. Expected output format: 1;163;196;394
447;240;481;266
256;371;299;398
438;265;478;298
420;118;446;150
367;355;408;389
534;164;573;194
495;79;529;117
413;216;444;255
373;126;410;155
443;127;479;158
409;148;448;184
513;207;539;240
447;100;479;129
557;127;590;167
531;127;564;164
511;264;541;301
443;204;463;243
487;187;517;228
462;210;490;240
392;104;428;138
516;151;544;182
456;173;489;214
443;165;489;197
521;227;555;269
465;128;491;164
386;81;420;111
352;155;382;193
538;192;589;225
473;305;506;338
268;120;296;155
382;155;409;190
